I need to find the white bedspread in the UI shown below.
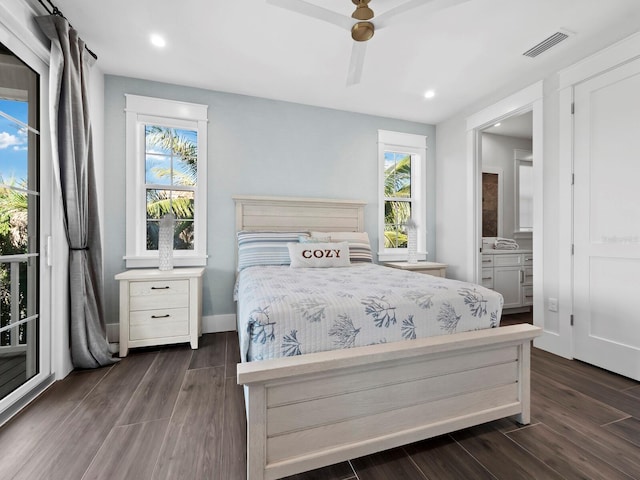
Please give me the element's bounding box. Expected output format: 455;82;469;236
235;263;503;362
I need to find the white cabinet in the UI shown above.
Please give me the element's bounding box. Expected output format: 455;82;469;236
115;268;205;357
493;266;524;308
482;252;532;310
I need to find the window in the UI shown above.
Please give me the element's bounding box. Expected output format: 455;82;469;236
378;130;427;261
125;95;208;267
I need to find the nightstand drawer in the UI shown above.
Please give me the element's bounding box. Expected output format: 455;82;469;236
129;308;189;340
129;280;189;311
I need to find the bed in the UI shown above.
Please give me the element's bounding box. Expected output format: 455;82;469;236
234;195;541;480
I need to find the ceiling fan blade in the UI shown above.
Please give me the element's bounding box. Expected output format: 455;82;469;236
267;0;353;30
346;41;367;86
375;0;471;30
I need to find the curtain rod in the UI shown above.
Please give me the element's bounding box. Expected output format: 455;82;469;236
37;0;98;60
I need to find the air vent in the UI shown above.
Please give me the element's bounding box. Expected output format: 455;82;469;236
523;31;569;58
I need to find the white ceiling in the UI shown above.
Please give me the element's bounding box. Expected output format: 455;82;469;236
44;0;640;124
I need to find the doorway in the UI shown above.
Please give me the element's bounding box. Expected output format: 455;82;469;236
466;82;543;344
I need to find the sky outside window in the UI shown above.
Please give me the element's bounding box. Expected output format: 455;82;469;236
0;99;29;183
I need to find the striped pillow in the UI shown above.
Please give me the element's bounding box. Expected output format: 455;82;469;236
310;231;373;263
237;231;309;271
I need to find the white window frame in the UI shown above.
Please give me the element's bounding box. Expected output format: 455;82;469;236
124;94;208;268
378;130;427;262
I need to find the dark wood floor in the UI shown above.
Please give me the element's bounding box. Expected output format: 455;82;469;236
0;316;638;479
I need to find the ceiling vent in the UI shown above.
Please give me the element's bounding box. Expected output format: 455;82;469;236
523;31;569;58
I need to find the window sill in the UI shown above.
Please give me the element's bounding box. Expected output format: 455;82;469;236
124;255;208;269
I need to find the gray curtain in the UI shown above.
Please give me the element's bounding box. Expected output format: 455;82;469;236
36;15;115;368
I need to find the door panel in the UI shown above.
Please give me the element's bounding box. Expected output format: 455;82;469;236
574;57;640;380
0;40;44;410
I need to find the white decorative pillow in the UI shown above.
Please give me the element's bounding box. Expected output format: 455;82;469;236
237;231;309;271
288;242;351;268
299;235;331;243
310;231;373;263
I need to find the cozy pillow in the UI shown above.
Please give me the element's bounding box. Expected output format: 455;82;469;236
288;242;351;268
237;231;309;271
310;231;373;263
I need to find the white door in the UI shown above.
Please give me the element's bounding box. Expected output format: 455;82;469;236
0;23;51;418
573;57;640;380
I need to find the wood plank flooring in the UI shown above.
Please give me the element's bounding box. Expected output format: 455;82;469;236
0;320;638;480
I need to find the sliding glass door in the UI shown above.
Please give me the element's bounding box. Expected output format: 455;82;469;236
0;40;45;410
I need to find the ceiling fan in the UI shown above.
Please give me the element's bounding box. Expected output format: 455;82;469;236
267;0;470;85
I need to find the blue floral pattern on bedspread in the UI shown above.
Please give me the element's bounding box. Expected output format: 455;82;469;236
235;263;504;362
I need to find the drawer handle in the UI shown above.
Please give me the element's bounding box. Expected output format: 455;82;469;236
482;276;492;280
525;257;533;262
151;286;170;290
151;314;170;319
482;260;491;263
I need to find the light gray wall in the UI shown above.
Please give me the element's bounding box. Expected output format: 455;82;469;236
103;75;436;326
481;133;532;240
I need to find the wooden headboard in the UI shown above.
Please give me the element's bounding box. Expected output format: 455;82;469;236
233;195;366;233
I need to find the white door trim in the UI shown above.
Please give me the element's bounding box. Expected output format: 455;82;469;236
466;82;547;351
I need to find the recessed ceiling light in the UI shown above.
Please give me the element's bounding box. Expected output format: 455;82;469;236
494;122;501;127
150;34;166;48
423;90;435;99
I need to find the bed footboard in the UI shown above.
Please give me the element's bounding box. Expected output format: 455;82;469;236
237;323;541;480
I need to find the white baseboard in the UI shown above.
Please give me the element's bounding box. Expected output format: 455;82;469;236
106;314;236;344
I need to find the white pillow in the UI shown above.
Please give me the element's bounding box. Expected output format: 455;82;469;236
288;242;351;268
310;231;373;263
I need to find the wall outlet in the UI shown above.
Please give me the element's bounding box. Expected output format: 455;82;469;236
548;297;558;312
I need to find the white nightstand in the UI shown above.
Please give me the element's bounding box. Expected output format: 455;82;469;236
115;267;205;357
383;261;448;277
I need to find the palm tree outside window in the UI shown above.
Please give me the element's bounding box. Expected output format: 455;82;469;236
144;126;197;251
383;151;412;248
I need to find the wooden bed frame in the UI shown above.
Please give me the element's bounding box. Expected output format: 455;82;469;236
233;195;541;480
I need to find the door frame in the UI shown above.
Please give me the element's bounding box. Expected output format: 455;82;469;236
466;82;546;348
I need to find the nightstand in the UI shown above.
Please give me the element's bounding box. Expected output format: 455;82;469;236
383;261;448;277
115;267;205;357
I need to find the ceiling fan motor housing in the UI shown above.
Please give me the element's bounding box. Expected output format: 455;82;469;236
351;21;374;41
